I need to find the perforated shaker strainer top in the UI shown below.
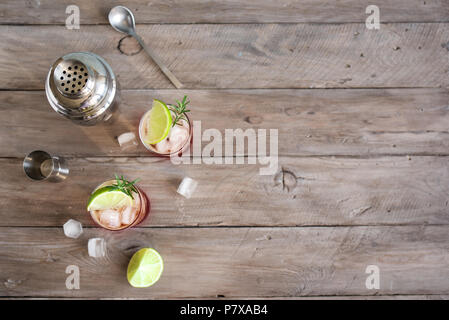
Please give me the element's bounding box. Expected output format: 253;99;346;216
53;59;94;97
45;52;118;125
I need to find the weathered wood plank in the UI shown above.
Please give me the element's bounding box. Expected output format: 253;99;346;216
235;295;449;300
1;89;449;158
1;226;449;297
4;295;448;300
2;156;449;227
1;0;448;24
1;24;448;89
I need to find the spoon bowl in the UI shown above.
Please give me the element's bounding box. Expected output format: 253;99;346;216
108;6;136;35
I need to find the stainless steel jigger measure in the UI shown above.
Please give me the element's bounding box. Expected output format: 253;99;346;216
108;6;184;89
45;52;119;126
23;151;69;182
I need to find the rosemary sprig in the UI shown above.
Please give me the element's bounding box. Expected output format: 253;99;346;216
169;95;191;127
113;174;140;199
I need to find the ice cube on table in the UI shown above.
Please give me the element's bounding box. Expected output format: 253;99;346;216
63;219;83;239
121;206;138;225
177;177;198;199
117;132;138;150
88;238;106;258
99;209;122;229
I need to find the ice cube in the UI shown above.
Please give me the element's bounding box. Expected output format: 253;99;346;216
155;137;171;154
177;177;198;199
155;124;190;154
121;206;138;225
99;209;121;229
63;219;83;239
168;125;190;152
117;132;138;150
88;238;106;258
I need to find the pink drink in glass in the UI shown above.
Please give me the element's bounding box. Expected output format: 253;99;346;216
88;180;150;231
139;110;192;157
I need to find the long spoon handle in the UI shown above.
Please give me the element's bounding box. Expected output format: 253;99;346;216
133;33;184;89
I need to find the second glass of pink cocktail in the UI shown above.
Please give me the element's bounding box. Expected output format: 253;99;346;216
87;176;150;231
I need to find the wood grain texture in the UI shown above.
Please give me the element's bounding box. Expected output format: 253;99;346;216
1;0;448;24
1;88;449;158
228;295;449;300
2;295;449;300
5;295;448;300
1;24;448;89
2;1;449;300
2;156;449;227
1;226;449;298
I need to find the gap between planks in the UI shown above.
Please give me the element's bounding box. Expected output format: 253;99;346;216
2;21;449;26
1;294;448;300
1;224;449;229
3;154;449;160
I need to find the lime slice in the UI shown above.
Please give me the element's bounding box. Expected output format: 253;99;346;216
127;248;164;288
144;99;172;145
87;186;133;211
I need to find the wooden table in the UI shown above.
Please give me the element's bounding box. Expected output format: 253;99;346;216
1;1;449;299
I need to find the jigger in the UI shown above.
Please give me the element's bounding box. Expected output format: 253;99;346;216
23;151;69;182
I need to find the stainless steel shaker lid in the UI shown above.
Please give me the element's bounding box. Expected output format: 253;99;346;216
45;52;117;122
53;59;95;98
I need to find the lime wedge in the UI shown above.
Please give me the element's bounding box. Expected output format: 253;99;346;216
127;248;164;288
144;99;172;145
87;186;133;211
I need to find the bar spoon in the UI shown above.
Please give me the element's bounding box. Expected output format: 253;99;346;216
108;6;184;89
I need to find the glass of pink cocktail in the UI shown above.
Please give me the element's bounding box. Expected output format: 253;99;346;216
87;176;150;231
139;96;192;157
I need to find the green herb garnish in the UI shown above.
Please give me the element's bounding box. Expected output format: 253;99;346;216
169;95;191;127
113;174;140;199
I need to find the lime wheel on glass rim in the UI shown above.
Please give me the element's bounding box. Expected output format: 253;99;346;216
87;185;134;211
143;99;173;145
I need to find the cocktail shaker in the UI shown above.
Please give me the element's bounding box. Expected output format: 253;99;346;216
45;52;119;126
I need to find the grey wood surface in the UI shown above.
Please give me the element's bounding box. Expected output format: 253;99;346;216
1;226;449;298
1;89;449;158
1;0;448;24
1;24;449;89
4;295;449;300
1;156;449;227
0;1;448;299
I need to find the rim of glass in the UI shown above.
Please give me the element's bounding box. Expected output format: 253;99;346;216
138;109;192;156
88;180;145;231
